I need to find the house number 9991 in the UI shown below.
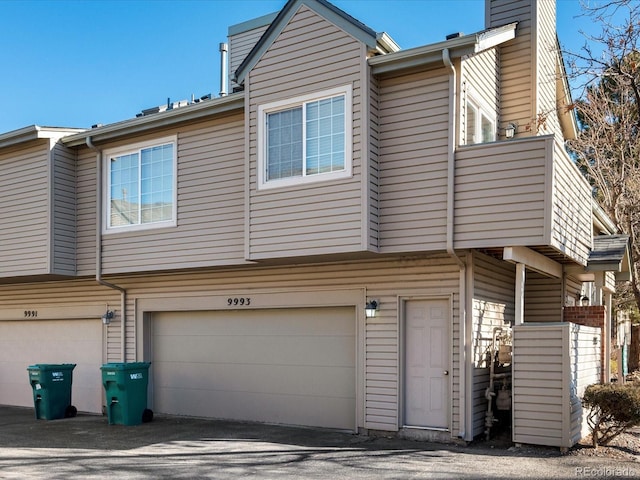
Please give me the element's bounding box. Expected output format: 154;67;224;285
24;310;38;318
227;298;251;306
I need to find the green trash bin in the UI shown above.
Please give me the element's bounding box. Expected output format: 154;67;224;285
27;364;77;420
101;362;153;426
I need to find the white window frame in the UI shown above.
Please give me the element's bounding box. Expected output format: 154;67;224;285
103;135;177;234
463;90;496;145
257;85;353;190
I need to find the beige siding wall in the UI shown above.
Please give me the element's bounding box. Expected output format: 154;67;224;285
247;6;365;259
368;74;380;250
461;49;499;143
454;136;548;248
0;141;50;277
551;140;592;265
536;0;562;139
524;271;562;322
487;0;535;137
377;68;450;252
0;255;462;435
229;22;271;92
512;322;601;448
471;252;515;437
76;114;247;276
52;141;77;275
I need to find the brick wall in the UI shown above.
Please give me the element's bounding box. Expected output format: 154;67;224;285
564;306;606;382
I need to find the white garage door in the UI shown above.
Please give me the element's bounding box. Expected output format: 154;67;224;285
152;307;356;430
0;320;103;414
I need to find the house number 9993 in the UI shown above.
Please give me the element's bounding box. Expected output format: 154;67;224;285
24;310;38;318
227;298;251;306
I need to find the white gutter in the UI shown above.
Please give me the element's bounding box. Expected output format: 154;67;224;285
442;48;470;442
86;136;127;363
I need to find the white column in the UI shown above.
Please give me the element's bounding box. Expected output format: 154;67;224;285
515;263;525;325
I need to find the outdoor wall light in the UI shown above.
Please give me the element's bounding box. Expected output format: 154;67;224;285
504;123;517;138
580;296;590;307
365;300;379;318
102;310;114;325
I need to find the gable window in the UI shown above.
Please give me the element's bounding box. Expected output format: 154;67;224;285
104;136;177;232
258;85;352;189
465;97;496;145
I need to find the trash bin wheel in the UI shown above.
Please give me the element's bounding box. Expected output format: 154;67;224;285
142;408;153;423
65;405;78;418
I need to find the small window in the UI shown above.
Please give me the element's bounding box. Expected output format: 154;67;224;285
104;136;177;232
465;98;496;145
258;85;352;189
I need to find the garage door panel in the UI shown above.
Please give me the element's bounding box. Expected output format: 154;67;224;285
0;320;103;414
154;334;355;366
155;386;355;428
152;307;356;430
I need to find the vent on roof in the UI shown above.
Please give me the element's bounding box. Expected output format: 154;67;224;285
136;95;212;118
446;32;463;40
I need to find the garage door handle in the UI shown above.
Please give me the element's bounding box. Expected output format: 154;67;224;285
443;370;449;376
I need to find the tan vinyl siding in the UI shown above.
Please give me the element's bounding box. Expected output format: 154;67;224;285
512;322;601;448
229;23;271;92
76;148;97;276
524;271;562;322
51;141;76;275
488;0;535;137
550;140;591;265
471;252;515;437
378;69;449;252
536;0;562;138
454;136;548;248
0;141;50;277
247;6;365;259
77;114;247;275
461;49;499;143
368;74;380;250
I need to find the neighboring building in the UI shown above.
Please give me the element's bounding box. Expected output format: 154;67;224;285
0;0;630;447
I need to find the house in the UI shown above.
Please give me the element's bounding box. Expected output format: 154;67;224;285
0;0;630;447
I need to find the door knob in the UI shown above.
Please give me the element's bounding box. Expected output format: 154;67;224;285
443;370;449;376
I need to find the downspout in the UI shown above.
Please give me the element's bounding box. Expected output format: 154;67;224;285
86;136;127;363
442;48;470;441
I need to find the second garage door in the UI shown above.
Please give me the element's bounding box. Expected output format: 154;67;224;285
152;307;356;430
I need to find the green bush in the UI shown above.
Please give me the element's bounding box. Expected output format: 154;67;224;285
582;383;640;448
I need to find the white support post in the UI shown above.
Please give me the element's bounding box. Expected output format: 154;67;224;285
515;263;525;325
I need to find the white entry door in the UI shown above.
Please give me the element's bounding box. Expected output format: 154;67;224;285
404;298;449;429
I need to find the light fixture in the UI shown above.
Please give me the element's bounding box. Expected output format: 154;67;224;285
365;300;379;318
580;296;590;307
505;123;517;139
102;310;114;325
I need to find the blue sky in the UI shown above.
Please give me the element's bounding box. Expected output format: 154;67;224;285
0;0;593;134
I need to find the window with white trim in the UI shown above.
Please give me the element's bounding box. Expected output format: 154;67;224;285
258;85;352;189
104;136;177;232
464;97;496;145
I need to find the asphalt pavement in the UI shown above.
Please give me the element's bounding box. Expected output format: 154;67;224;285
0;405;637;479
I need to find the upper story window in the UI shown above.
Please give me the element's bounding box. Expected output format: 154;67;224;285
464;96;496;145
257;85;352;189
104;136;177;233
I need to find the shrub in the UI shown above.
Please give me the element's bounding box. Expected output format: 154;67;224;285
582;383;640;448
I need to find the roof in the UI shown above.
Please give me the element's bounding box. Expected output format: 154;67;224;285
234;0;396;85
587;234;632;281
0;125;85;150
368;22;517;75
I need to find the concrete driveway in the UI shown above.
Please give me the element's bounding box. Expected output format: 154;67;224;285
0;406;637;479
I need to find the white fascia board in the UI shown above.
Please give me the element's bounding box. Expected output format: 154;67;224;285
0;125;86;150
62;93;244;147
475;22;517;52
503;246;563;278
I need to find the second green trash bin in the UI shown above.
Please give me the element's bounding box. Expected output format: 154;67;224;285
101;362;153;425
27;363;77;420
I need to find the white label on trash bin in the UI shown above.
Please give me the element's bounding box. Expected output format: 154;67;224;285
130;373;143;380
35;384;41;390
